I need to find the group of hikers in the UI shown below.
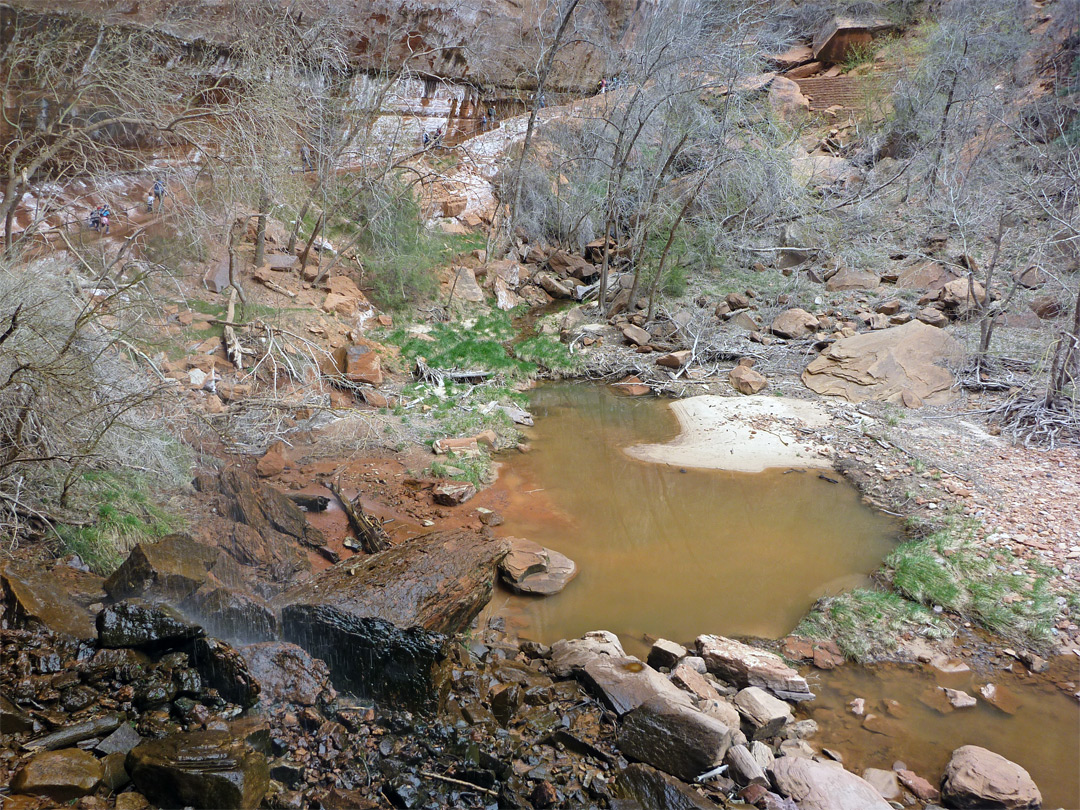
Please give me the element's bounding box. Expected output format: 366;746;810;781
87;177;165;234
421;104;498;150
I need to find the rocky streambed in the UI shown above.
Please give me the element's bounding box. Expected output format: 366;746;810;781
0;396;1073;810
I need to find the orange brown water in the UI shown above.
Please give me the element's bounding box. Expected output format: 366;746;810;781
803;660;1080;809
485;384;900;651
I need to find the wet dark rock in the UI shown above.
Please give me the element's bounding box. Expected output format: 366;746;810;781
24;712;124;751
127;730;270;809
1;561;99;640
383;773;426;808
278;530;506;711
97;600;205;650
619;694;735;782
614;763;722;809
240;641;334;707
1;693;34;734
96;722;143;755
101;750;131;791
188;637;260;709
12;748;103;801
181;582;278;643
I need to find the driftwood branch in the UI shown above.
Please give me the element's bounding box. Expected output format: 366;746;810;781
328;478;390;554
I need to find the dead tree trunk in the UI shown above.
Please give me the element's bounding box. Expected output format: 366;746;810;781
328;479;390;554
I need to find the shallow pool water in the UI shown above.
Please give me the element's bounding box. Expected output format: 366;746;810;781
486;384;900;651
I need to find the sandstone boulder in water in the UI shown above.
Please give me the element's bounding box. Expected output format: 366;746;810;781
696;635;813;701
277;529;506;710
11;748;103;801
768;756;892;810
941;745;1042;809
499;537;578;596
127;730;270;809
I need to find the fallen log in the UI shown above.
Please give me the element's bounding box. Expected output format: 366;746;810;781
327;479;390;554
414;358;492;385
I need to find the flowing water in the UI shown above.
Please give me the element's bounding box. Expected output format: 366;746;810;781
486;383;900;651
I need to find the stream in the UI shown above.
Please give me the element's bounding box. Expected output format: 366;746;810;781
485;383;1080;808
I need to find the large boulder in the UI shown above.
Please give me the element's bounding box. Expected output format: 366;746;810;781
733;686;793;739
769;76;810;124
277;529;506;710
104;533;222;603
696;635;813;701
826;267;880;291
332;343;384;386
770;308;819;339
189;637;261;709
11;748;102;801
498;537;578;596
941;745;1042;809
768;756;892;810
801;320;964;406
619;695;736;782
127;731;269;810
730;364;768;395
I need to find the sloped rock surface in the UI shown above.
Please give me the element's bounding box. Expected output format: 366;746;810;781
769;756;892;810
941;745;1042;809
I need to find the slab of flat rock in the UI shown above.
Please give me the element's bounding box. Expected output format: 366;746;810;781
671;663;719;701
769;756;891;810
770;308;819;339
97;600;205;649
12;748;102;801
1;561;100;641
696;635;813;701
619;694;735;782
941;745;1042;809
614;762;722;810
580;656;694;716
622;324;652;346
433;481;476;506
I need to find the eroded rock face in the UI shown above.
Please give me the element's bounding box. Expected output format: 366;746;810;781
96;600;204;650
941;745;1042;809
127;731;270;810
768;756;892;810
277;529;506;710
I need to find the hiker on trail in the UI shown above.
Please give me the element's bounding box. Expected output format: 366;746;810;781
146;192;155;213
99;205;111;235
489;105;496;122
480;112;488;130
599;78;607;94
300;144;314;172
152;177;166;207
88;207;100;231
433;127;443;146
422;130;430;148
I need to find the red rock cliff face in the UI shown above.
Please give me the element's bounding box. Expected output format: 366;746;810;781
3;0;652;89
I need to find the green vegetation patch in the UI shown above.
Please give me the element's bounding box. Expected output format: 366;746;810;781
387;311;532;375
886;520;1058;650
796;588;952;661
56;472;182;575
